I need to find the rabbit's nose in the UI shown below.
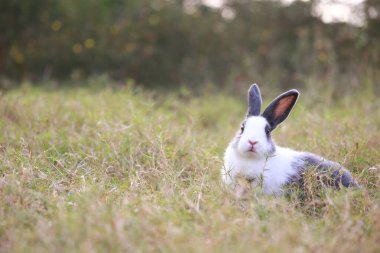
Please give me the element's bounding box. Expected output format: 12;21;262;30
248;140;258;146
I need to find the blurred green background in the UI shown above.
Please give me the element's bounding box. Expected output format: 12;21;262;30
1;0;379;90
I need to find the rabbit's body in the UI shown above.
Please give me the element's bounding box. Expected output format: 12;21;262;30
222;84;358;195
224;143;299;195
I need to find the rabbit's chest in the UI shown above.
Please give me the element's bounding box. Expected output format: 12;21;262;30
236;158;267;179
237;154;297;194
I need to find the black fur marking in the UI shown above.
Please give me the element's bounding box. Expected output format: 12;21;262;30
261;89;299;130
247;84;262;117
290;153;358;189
265;124;271;139
240;120;246;134
265;125;276;155
267;140;276;155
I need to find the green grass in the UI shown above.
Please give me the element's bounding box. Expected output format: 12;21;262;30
0;83;379;253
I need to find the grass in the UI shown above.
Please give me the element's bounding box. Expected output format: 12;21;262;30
0;82;379;253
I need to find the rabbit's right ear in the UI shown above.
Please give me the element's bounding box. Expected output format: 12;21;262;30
247;83;262;117
262;89;299;130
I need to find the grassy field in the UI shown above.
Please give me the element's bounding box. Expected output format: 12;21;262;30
0;83;379;253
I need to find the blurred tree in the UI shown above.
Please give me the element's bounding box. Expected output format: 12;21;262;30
364;0;380;65
0;0;378;88
0;0;59;75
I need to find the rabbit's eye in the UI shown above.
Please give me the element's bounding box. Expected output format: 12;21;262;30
265;125;271;135
240;124;245;134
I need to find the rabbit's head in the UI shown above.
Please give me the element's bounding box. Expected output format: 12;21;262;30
235;84;299;158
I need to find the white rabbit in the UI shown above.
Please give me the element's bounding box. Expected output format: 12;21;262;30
222;83;358;195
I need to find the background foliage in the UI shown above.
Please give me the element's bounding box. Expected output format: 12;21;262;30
1;0;379;89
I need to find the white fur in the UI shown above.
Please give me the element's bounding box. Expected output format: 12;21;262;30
237;117;272;156
222;116;301;195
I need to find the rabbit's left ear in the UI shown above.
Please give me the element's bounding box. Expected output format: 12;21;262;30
247;84;262;117
262;89;299;130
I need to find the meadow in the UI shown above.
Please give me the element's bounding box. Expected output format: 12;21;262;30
0;81;379;252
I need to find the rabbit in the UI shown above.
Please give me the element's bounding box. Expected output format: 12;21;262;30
222;83;359;195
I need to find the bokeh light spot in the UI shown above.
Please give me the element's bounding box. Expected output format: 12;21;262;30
72;43;83;54
125;43;137;53
85;39;95;49
51;20;62;31
15;53;24;63
110;25;120;35
148;15;160;25
318;52;328;62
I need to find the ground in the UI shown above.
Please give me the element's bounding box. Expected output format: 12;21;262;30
0;82;379;252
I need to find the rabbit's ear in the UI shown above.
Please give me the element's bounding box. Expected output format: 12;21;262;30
262;89;299;130
247;84;262;117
